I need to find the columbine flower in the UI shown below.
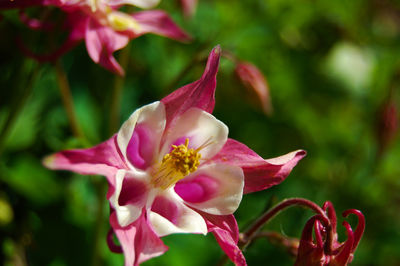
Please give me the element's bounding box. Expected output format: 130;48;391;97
1;0;190;75
44;46;305;266
295;201;365;266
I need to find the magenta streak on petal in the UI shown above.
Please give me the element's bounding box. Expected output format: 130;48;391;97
126;124;154;170
131;10;192;42
161;46;221;135
175;175;219;203
110;210;168;266
211;138;306;194
200;211;247;266
43;135;127;190
118;176;148;206
151;196;179;225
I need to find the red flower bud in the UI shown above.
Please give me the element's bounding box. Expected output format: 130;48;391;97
235;61;273;115
295;202;365;266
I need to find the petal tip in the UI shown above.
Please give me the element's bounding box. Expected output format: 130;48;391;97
213;45;221;56
42;154;56;169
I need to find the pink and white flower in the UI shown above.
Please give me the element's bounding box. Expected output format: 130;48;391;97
1;0;190;75
44;46;306;266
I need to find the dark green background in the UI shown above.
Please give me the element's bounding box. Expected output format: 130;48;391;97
1;0;399;265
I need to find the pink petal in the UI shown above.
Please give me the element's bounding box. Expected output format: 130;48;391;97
43;135;126;188
149;192;207;236
235;61;273;115
201;212;247;266
126;124;155;170
85;18;129;75
161;46;221;132
180;0;198;18
175;163;244;215
131;10;191;42
110;210;168;266
117;102;166;170
109;170;149;227
211;139;306;194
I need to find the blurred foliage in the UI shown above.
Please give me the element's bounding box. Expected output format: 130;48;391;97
1;0;400;265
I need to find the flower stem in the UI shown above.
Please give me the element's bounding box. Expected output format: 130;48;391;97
240;198;329;249
166;50;208;93
109;44;131;135
252;231;299;257
90;177;108;266
54;60;85;141
0;61;39;157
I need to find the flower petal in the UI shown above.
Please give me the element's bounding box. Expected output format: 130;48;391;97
85;18;129;75
109;169;150;227
117;101;166;170
161;46;221;132
175;163;244;215
107;0;161;9
160;107;228;160
110;210;168;266
149;191;207;236
131;10;191;42
43;135;125;187
180;0;198;18
211;139;306;194
201;212;247;266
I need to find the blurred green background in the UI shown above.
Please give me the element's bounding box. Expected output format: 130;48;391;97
1;0;400;265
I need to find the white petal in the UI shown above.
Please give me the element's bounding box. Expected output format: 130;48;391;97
160;108;228;161
106;0;161;9
148;190;207;237
175;163;244;215
117;101;165;169
109;169;150;227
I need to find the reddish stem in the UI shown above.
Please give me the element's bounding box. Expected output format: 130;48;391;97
240;198;330;248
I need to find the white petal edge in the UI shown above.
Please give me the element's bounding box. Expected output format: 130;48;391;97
106;0;161;9
117;101;166;169
179;163;244;215
159;107;228;161
148;190;208;237
109;169;149;227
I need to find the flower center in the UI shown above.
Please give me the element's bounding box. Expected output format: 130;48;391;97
151;139;201;190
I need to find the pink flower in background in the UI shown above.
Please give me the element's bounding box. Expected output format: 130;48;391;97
44;46;305;266
180;0;197;18
235;61;273;116
295;202;365;266
1;0;190;75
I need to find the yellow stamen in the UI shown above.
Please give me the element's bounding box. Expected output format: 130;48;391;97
89;0;98;12
107;12;141;31
151;139;202;190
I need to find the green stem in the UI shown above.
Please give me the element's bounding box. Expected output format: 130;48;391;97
166;53;207;93
90;177;108;266
0;61;39;157
109;44;131;135
91;45;132;266
54;60;85;141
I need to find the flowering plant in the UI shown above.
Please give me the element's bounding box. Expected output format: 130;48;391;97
1;0;190;74
44;46;305;265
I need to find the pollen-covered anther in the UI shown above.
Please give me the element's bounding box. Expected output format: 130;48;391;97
152;139;201;189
